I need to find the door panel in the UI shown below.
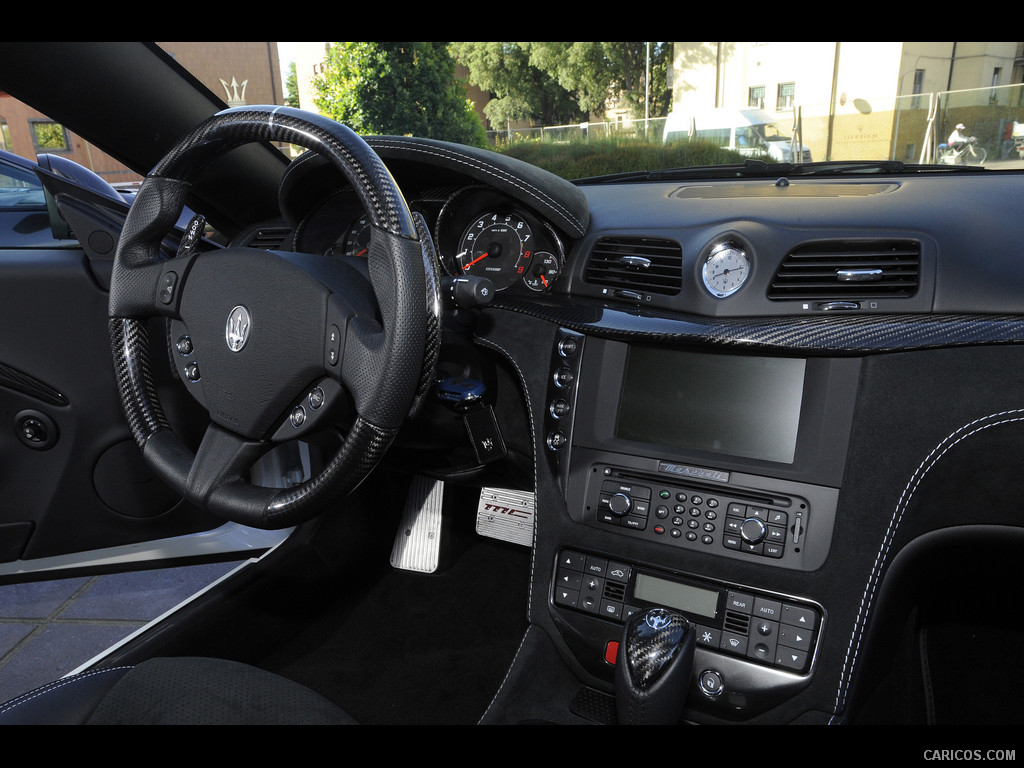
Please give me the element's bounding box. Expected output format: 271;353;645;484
0;247;220;564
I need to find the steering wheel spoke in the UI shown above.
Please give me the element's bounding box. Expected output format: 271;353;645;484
186;423;275;513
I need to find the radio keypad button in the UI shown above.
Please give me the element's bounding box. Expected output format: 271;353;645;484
764;542;785;558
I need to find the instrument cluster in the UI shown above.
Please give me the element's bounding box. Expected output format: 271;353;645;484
293;186;565;295
434;187;565;295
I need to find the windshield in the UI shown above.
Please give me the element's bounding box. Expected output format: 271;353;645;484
1;42;1020;187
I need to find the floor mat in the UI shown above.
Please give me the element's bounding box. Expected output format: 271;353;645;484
262;521;532;725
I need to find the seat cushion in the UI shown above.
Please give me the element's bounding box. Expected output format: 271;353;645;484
0;657;357;725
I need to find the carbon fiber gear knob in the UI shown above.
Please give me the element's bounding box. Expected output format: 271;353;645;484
616;607;695;725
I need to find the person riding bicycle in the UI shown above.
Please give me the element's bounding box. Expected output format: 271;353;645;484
948;123;971;148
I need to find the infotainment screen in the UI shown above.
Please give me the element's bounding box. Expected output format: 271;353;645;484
615;347;806;464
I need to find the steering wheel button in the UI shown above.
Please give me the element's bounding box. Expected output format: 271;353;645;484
309;387;325;410
159;271;178;304
290;405;306;428
175;335;193;356
184;362;200;382
327;324;341;366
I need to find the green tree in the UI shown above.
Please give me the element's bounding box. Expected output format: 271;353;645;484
284;61;299;108
313;42;486;147
450;42;584;128
530;42;672;119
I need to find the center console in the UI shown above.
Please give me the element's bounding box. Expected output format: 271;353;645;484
542;330;860;718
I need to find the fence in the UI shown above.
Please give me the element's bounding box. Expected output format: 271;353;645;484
487;83;1024;166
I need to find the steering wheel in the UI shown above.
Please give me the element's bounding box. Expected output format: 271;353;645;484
109;106;436;529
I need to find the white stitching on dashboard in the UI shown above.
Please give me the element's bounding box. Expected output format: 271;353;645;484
473;328;541;724
368;139;586;234
831;409;1024;723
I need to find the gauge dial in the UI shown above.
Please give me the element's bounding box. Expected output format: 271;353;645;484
523;251;560;292
702;243;750;298
456;212;533;290
337;214;372;258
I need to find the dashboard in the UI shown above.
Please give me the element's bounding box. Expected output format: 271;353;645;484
248;138;1024;724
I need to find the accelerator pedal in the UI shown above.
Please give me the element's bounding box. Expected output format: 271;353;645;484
390;475;445;573
475;487;535;548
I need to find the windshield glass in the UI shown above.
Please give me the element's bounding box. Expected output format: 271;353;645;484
2;42;1021;186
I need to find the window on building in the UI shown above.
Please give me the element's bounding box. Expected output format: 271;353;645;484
749;86;765;108
911;69;925;109
29;120;70;153
0;119;10;152
776;82;795;110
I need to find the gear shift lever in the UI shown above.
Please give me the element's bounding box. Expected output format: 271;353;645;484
615;607;695;725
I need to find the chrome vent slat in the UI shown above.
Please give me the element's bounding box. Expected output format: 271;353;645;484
585;236;683;296
768;239;920;300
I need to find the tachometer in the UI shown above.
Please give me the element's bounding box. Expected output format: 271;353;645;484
456;212;533;290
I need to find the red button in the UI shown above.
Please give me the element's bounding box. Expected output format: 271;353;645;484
605;640;619;665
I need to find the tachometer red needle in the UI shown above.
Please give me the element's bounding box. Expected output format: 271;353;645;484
463;252;488;270
541;275;549;287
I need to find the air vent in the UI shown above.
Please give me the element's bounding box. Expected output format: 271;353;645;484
242;227;292;250
724;611;750;635
584;237;682;296
768;240;920;300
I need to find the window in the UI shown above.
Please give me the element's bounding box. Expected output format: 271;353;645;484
911;69;924;109
0;157;46;209
776;81;795;110
748;85;765;108
29;120;70;153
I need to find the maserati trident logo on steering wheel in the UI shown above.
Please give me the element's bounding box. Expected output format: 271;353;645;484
225;305;252;352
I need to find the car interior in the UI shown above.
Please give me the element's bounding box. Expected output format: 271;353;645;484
0;42;1022;727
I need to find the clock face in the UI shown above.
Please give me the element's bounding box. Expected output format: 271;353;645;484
702;244;750;298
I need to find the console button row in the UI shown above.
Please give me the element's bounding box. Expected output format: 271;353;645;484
546;332;581;452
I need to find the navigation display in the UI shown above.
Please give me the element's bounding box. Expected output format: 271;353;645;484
615;347;806;464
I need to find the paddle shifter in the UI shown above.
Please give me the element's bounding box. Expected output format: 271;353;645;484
615;607;695;725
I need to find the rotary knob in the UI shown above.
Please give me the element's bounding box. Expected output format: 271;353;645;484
740;517;767;544
608;492;632;517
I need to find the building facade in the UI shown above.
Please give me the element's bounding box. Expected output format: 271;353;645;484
0;42;284;183
670;42;1024;161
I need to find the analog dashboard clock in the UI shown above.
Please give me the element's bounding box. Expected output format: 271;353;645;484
701;243;750;298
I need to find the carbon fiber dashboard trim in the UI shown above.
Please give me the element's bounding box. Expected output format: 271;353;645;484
490;296;1024;354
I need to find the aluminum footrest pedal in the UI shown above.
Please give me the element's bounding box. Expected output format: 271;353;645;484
390;475;445;573
474;487;535;548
